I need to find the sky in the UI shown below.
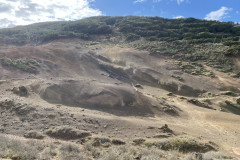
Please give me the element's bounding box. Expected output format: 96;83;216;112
0;0;239;28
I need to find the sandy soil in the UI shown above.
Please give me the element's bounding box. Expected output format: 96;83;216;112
0;39;240;157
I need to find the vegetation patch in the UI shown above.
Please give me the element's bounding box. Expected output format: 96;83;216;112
12;86;29;97
1;58;40;74
220;100;240;115
46;126;91;140
159;124;174;134
0;100;16;110
188;99;214;110
171;75;184;81
167;92;174;96
24;131;45;140
0;135;236;160
59;143;82;160
0;16;240;77
87;41;100;45
92;137;111;147
132;138;146;145
129;40;237;77
0;135;42;160
144;136;215;153
221;91;238;97
111;139;126;145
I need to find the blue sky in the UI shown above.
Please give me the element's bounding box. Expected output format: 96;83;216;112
0;0;239;28
92;0;240;22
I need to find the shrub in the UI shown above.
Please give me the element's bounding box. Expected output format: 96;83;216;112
0;135;40;159
144;136;215;153
46;126;91;140
1;58;13;66
24;131;45;139
12;86;29;97
133;138;146;145
59;143;83;160
202;151;234;160
92;137;111;147
221;91;237;97
167;137;215;153
1;58;39;74
126;33;141;41
111;139;126;145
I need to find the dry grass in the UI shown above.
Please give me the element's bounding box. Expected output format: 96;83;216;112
45;126;91;140
0;135;237;160
143;136;215;153
0;135;43;160
24;130;45;139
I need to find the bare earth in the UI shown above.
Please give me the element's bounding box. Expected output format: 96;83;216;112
0;39;240;157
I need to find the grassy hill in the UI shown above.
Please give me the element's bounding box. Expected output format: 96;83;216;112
0;16;240;76
1;16;240;44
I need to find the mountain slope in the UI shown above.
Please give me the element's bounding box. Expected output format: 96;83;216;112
0;17;240;159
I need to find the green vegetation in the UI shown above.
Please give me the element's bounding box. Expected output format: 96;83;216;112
87;41;100;45
116;16;240;43
221;100;240;115
171;74;184;81
1;58;39;74
111;139;126;145
0;17;115;45
143;136;215;153
46;126;91;140
0;135;40;160
0;16;240;76
1;16;239;45
135;83;142;88
24;131;45;139
0;135;236;160
178;62;214;77
221;91;238;97
132;138;146;145
130;40;238;77
12;86;29;97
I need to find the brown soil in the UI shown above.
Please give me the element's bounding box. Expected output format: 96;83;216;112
0;39;240;157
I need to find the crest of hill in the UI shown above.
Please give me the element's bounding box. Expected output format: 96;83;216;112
0;16;239;45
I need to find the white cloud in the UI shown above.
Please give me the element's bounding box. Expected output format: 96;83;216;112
173;15;184;19
204;6;232;21
134;0;146;4
0;0;102;28
153;0;186;4
177;0;185;5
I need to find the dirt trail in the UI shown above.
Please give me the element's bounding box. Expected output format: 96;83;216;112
204;64;240;91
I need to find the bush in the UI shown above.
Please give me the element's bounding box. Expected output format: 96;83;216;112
1;58;39;74
46;126;91;140
133;138;146;145
59;143;84;160
0;135;40;159
12;86;29;97
111;139;126;145
24;131;45;139
144;136;215;153
221;91;238;97
126;33;141;41
202;151;234;160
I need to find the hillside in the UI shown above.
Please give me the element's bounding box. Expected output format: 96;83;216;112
0;16;240;159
